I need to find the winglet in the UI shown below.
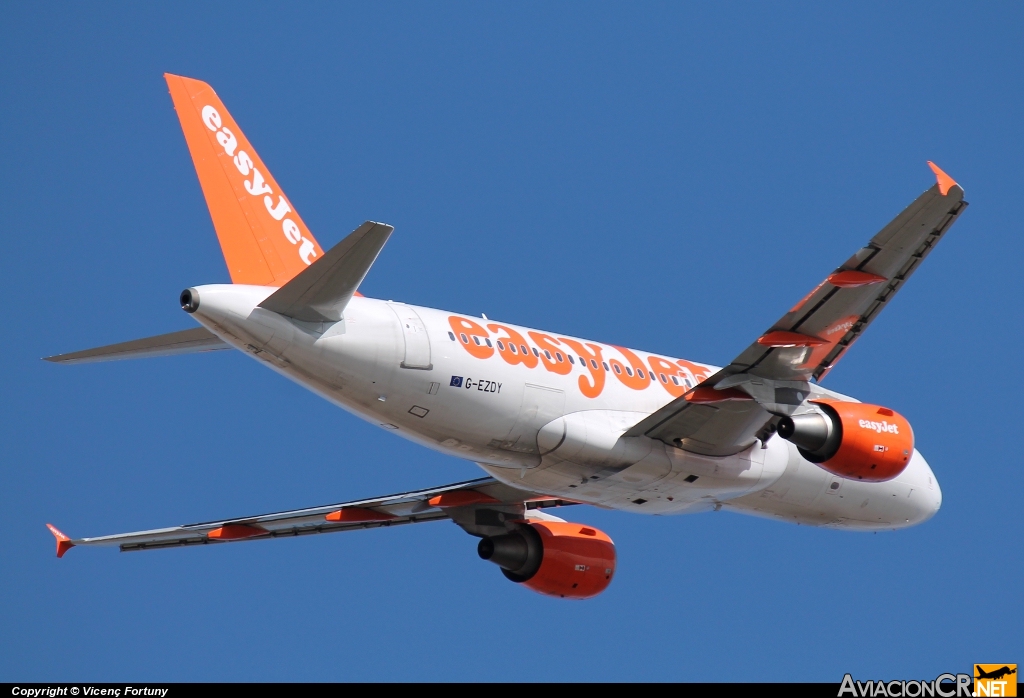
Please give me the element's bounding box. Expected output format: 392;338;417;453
46;524;75;558
927;161;958;196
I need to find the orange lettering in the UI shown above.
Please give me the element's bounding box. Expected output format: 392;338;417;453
676;359;713;389
559;338;607;398
648;356;687;397
528;332;572;375
487;323;539;368
448;316;494;359
609;346;651;390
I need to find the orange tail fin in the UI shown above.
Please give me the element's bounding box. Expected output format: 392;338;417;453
165;73;323;286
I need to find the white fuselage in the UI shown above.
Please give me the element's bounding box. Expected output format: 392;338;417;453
190;284;942;531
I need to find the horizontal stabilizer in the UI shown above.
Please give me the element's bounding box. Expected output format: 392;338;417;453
258;221;393;322
44;327;228;364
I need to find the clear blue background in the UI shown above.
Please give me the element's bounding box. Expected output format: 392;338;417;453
1;2;1020;682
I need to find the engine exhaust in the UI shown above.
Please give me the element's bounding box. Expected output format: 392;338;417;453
777;406;842;463
477;526;542;582
180;288;200;313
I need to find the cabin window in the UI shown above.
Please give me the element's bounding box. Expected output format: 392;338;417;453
485;338;492;347
520;345;528;355
602;362;610;371
568;355;575;365
671;375;679;385
544;350;552;360
590;359;598;369
626;367;633;377
509;343;517;354
496;340;505;351
660;373;667;383
683;377;693;388
555;352;563;362
637;369;645;379
460;333;468;344
473;336;481;346
448;332;456;342
532;347;540;357
613;364;622;374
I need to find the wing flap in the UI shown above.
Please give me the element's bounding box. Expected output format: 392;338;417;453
44;327;229;364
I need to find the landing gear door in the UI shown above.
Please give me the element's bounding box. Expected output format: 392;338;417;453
388;303;433;370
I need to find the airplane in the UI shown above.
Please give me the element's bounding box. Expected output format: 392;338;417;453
44;73;967;599
976;667;1017;681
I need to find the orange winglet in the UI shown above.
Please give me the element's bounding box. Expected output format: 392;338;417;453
428;491;500;508
757;331;827;348
827;270;888;288
46;524;74;558
325;508;396;523
685;386;753;403
927;161;958;196
206;524;269;541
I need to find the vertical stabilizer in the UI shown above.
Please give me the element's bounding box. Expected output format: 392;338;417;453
165;74;324;286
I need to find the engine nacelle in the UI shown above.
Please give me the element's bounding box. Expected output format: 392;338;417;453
776;400;914;482
477;521;616;599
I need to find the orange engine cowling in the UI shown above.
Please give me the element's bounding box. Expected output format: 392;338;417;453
777;400;914;482
477;521;615;599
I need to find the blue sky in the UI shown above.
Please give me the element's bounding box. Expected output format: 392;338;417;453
1;2;1021;682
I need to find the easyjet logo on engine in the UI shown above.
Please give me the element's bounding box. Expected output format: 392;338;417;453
859;419;900;434
200;105;318;266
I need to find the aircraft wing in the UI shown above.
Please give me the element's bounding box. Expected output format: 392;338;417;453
46;477;577;556
625;163;968;456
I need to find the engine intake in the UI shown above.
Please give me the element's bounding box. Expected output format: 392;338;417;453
478;521;616;599
777;400;914;482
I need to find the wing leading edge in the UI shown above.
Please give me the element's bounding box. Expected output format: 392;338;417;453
47;477;577;556
625;163;968;456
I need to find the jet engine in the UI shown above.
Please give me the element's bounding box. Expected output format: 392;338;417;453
477;521;616;599
777;400;914;482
